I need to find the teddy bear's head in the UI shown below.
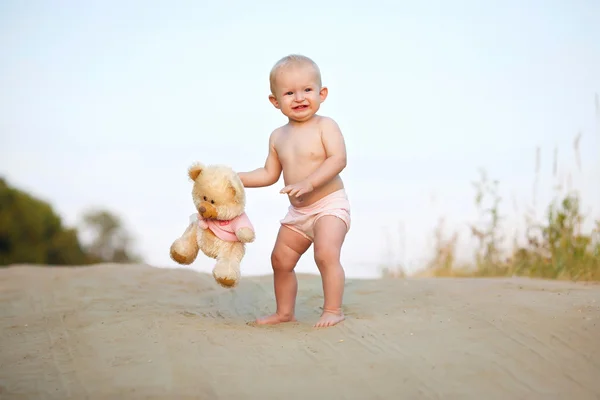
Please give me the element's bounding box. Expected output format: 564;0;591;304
187;162;246;221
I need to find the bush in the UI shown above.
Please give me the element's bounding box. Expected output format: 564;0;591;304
422;133;599;282
0;177;90;266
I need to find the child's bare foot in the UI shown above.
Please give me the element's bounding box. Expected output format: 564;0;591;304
256;312;296;325
314;310;345;328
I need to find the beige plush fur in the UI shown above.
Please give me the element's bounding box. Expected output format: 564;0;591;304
169;162;255;288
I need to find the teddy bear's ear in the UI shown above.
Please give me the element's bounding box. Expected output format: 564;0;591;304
188;163;205;181
227;171;245;203
227;182;238;198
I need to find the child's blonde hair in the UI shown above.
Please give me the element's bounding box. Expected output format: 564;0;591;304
269;54;322;95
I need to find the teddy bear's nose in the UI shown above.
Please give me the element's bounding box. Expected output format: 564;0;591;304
198;206;206;213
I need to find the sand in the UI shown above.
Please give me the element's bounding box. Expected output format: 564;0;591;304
0;264;599;399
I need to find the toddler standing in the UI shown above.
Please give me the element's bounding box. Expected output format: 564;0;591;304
238;54;351;328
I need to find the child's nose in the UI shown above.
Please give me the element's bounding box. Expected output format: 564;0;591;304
294;92;305;101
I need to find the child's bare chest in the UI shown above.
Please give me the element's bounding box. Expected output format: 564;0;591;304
276;129;325;164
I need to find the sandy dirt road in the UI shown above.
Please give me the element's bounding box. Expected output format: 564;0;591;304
1;264;599;399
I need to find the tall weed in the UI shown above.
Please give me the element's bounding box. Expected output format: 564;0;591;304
421;129;599;281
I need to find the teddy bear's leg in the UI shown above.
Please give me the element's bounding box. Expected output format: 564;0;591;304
212;242;245;288
169;214;200;265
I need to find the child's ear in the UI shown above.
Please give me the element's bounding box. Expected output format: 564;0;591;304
319;86;328;102
188;163;205;181
268;94;280;109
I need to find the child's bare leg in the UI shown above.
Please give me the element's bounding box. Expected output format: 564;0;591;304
313;215;347;327
256;226;311;325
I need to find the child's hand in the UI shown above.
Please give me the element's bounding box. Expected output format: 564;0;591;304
280;180;314;198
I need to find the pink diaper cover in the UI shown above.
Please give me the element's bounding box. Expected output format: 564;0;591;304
280;189;351;241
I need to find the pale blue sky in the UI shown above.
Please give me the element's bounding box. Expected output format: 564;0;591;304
1;0;599;277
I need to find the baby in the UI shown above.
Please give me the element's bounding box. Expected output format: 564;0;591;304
238;54;351;328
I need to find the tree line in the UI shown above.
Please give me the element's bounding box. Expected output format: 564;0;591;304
0;177;142;267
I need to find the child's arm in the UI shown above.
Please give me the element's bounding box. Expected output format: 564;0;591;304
307;118;347;189
238;130;282;188
282;118;347;197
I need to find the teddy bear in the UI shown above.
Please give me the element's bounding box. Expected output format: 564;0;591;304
169;162;255;288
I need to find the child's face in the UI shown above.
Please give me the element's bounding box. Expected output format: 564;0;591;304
269;64;328;122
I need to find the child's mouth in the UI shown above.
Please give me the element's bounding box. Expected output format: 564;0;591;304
293;105;308;110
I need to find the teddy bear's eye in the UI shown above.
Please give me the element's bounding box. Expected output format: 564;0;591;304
210;200;215;204
203;196;207;201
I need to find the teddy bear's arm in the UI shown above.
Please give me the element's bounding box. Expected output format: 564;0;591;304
236;227;255;243
233;213;255;243
190;213;209;230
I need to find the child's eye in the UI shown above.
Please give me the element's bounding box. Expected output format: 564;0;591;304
305;88;312;92
285;91;293;96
